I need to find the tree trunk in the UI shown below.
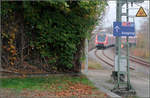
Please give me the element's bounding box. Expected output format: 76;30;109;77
73;39;85;73
0;0;2;70
20;24;24;66
0;25;2;71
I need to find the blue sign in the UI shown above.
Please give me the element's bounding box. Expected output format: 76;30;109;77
113;22;135;36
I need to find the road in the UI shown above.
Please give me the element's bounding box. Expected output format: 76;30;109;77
84;48;149;97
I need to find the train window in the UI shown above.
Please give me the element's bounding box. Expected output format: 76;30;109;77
98;34;106;42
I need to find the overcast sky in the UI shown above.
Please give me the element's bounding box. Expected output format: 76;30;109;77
102;0;149;31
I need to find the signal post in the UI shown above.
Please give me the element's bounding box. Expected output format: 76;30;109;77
111;0;138;95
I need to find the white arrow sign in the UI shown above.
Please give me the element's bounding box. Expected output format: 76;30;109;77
115;26;120;32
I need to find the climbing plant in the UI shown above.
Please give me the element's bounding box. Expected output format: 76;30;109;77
1;1;107;72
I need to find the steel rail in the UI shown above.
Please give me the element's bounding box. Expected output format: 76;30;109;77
94;50;114;67
121;50;150;67
102;50;135;70
95;50;134;70
112;48;150;67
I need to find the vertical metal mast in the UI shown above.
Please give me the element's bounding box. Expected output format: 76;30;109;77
112;0;136;94
84;38;88;74
115;0;122;89
126;0;131;90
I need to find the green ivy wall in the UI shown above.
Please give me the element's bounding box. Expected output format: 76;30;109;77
1;1;107;73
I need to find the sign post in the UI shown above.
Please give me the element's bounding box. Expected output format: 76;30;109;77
112;21;135;93
111;0;122;92
84;38;88;74
112;0;136;94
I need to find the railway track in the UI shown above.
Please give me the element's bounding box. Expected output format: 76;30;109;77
129;56;150;67
94;49;135;70
111;49;150;67
122;51;150;67
95;49;114;67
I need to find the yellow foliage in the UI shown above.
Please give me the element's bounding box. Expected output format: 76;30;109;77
14;28;17;32
10;33;15;39
10;45;15;49
2;32;8;38
12;57;17;60
10;62;14;65
10;50;16;55
10;50;14;53
8;39;13;44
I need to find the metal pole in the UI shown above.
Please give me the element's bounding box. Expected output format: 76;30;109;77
84;38;88;74
118;36;121;87
149;13;150;58
116;0;122;88
116;0;122;54
148;11;150;58
126;0;131;90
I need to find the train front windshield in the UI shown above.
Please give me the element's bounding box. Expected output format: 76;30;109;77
98;34;106;42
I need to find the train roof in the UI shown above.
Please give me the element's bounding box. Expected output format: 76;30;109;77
96;33;137;38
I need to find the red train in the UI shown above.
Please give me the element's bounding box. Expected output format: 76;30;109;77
95;33;136;49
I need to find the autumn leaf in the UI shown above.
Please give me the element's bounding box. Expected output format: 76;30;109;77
12;57;17;60
7;48;11;51
10;45;15;49
10;33;15;39
10;62;14;65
